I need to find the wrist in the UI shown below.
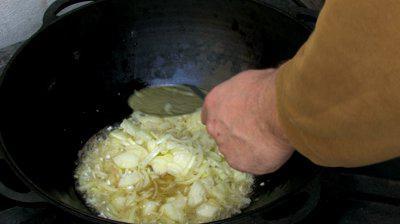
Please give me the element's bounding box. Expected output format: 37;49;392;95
257;69;291;149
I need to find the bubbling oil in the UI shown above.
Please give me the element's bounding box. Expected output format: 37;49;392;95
75;110;254;223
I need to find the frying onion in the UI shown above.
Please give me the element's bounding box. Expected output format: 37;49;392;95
75;109;254;223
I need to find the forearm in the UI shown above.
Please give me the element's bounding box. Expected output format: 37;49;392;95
276;0;400;167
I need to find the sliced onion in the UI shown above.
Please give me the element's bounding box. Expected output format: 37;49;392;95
75;109;254;224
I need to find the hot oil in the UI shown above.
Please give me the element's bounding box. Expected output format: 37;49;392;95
76;130;194;222
75;110;254;223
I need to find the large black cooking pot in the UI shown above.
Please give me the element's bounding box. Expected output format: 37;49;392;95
0;0;320;223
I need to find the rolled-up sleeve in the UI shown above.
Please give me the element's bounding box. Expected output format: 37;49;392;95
276;0;400;167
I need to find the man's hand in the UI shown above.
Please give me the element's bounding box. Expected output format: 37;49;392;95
201;69;294;175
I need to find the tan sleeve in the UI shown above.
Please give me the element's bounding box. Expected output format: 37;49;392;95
276;0;400;167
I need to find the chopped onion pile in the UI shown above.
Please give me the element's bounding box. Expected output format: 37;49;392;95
75;109;254;223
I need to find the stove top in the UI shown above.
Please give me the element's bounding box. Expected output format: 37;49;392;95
303;160;400;224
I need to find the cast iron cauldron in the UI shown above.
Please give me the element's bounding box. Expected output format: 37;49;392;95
0;0;320;223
